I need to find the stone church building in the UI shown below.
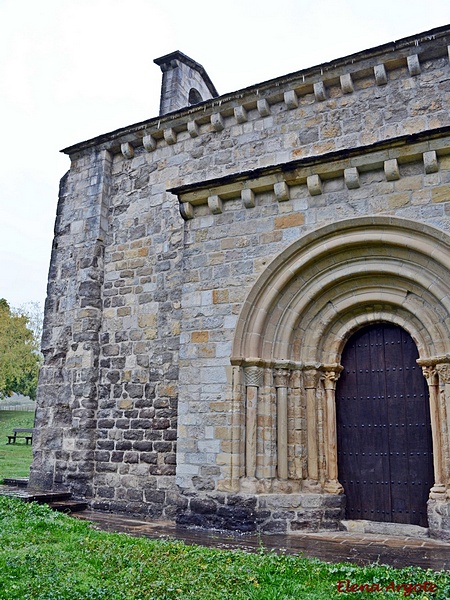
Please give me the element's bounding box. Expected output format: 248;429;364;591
30;25;450;538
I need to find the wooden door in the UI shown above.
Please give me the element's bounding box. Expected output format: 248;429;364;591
336;323;433;527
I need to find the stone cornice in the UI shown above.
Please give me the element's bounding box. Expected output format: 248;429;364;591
61;25;450;157
170;128;450;218
171;127;450;194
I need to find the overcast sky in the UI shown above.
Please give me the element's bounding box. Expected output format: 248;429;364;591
1;0;450;309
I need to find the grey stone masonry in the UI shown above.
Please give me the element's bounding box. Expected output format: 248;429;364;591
31;25;450;535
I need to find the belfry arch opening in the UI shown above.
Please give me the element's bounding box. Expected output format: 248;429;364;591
188;88;203;105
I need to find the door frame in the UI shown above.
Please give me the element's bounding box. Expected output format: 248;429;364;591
334;322;434;525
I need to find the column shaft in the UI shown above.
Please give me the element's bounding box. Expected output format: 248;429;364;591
245;385;258;478
430;365;447;496
277;386;288;479
303;368;320;483
321;367;343;494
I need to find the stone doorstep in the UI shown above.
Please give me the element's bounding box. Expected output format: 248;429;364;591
341;519;429;539
3;477;29;488
0;485;72;502
0;482;88;514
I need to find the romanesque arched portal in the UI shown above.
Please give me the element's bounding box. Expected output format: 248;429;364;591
231;216;450;528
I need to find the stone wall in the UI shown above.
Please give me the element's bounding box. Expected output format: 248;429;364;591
30;26;450;534
30;148;111;499
178;492;344;534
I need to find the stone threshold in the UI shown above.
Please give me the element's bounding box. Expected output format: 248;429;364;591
341;519;429;539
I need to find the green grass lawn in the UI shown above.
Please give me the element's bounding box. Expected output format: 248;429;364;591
0;410;34;481
0;415;449;599
0;497;449;599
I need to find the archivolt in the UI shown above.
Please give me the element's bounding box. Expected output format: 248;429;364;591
232;216;450;365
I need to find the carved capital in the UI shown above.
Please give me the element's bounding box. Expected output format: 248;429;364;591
290;369;302;389
321;370;341;391
422;365;439;385
303;369;320;390
320;364;343;391
273;368;290;388
303;368;320;390
244;366;264;388
437;364;450;384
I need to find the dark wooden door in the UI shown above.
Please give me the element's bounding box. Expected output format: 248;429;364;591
336;323;433;527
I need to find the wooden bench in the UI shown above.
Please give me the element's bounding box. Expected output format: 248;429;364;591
7;428;34;445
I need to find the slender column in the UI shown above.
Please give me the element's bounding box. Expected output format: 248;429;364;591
274;368;290;480
244;366;263;478
429;364;448;498
303;368;320;484
230;365;244;489
321;366;344;494
290;369;303;480
256;368;276;479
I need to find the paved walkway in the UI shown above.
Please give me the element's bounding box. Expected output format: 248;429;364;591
74;511;450;571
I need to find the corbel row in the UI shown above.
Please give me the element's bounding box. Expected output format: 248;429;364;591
289;151;439;199
179;147;443;220
282;50;430;107
118;48;449;162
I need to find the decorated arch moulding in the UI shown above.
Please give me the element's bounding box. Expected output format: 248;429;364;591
231;216;450;369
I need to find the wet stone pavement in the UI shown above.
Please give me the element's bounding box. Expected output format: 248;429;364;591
73;511;450;571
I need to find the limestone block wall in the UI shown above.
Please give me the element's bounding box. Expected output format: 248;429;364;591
91;150;185;517
30;26;450;530
30;148;111;498
174;142;450;485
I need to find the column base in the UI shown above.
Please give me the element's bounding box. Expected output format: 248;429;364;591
430;484;446;500
324;479;344;494
302;479;322;493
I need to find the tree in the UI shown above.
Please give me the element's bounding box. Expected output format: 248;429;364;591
16;301;44;348
0;299;43;400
